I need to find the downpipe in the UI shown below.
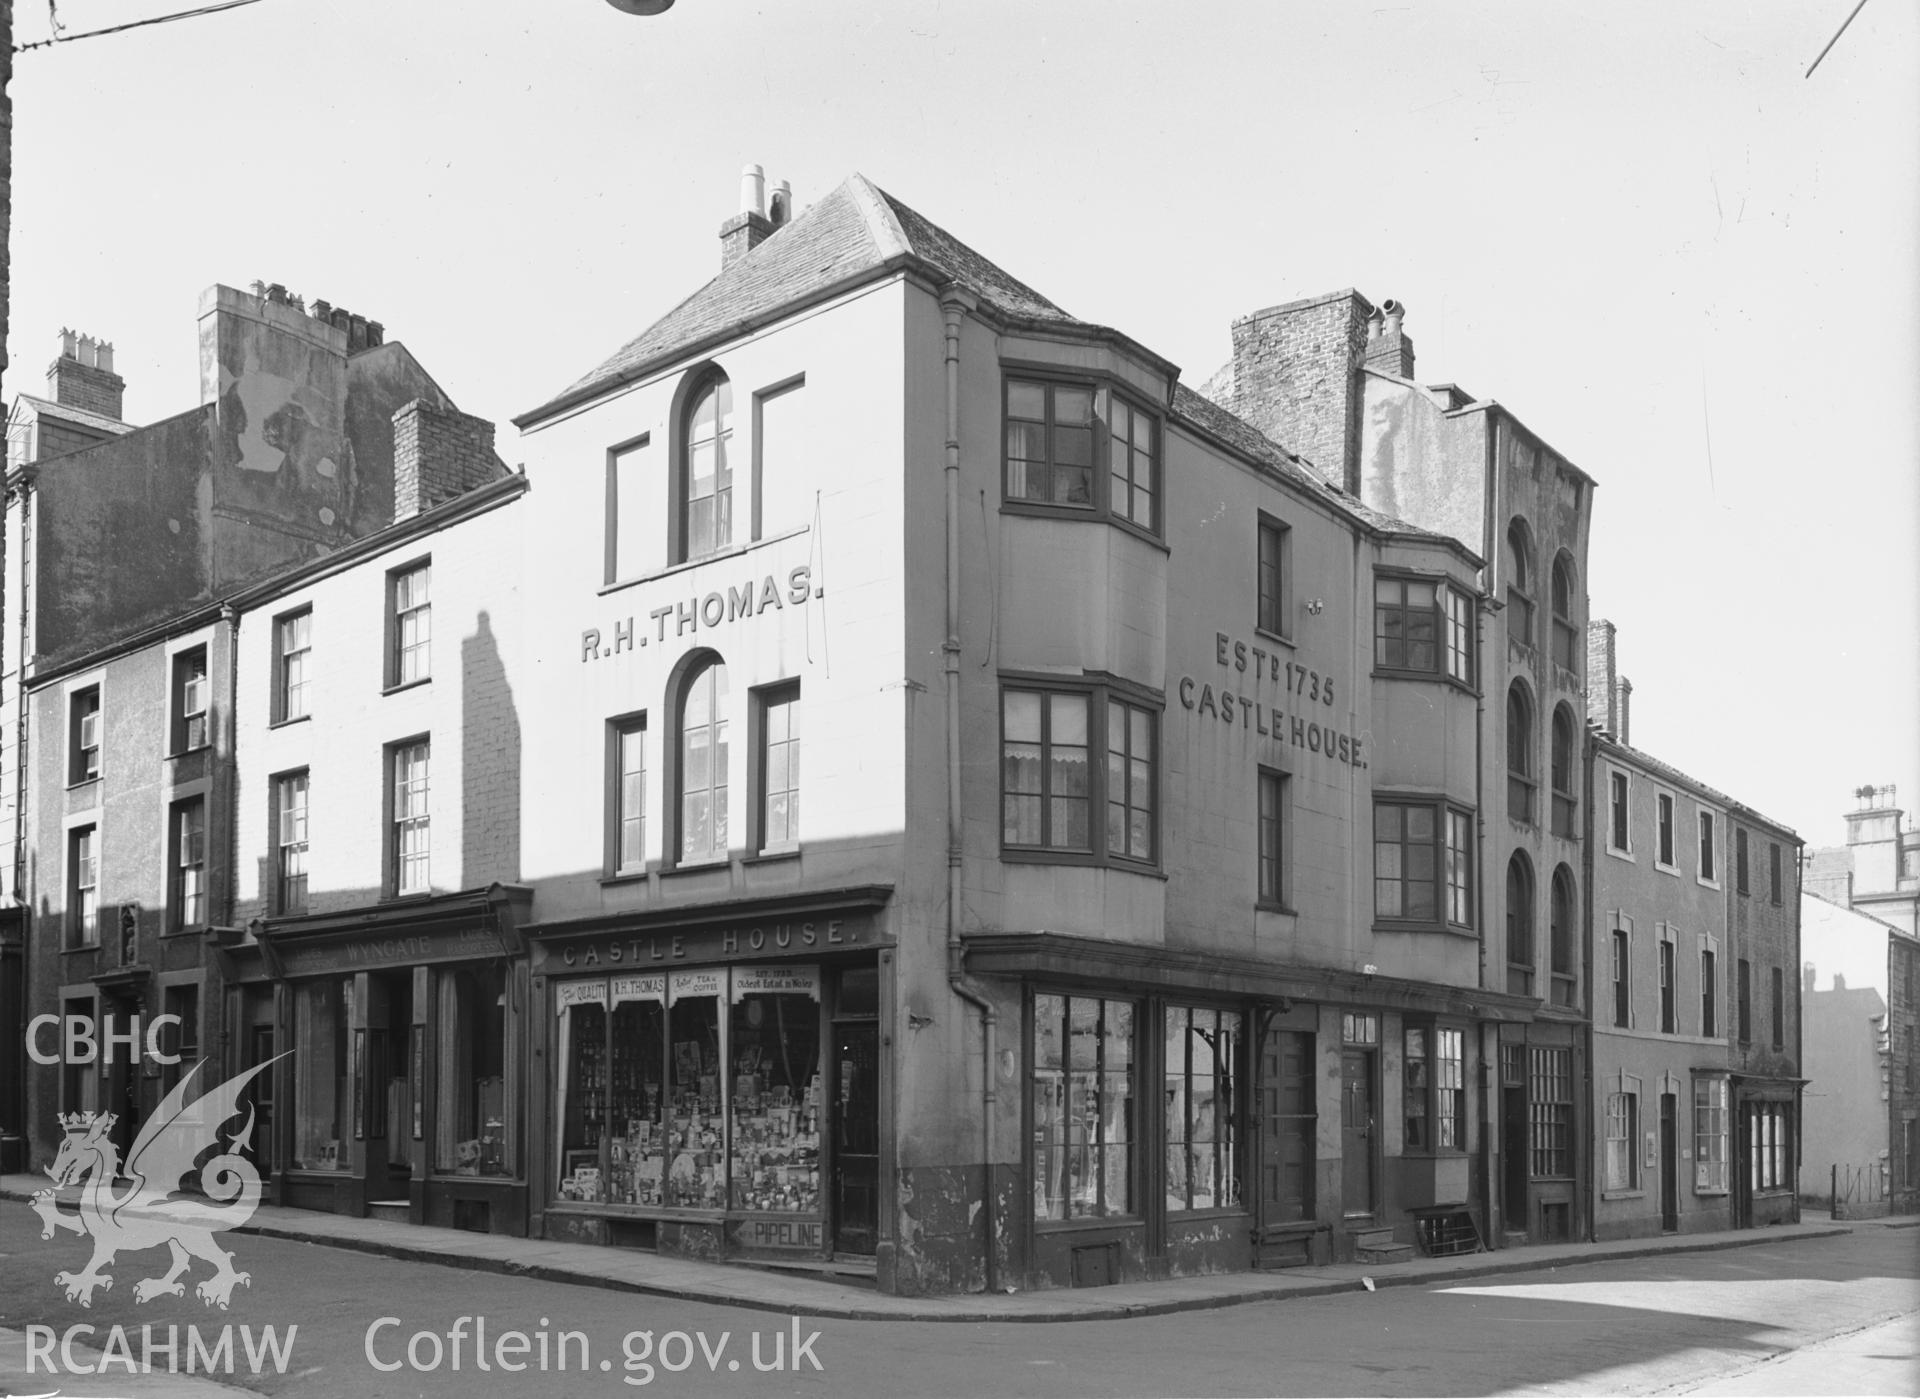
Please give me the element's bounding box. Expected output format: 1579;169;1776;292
941;290;999;1294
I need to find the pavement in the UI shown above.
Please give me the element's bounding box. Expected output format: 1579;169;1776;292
4;1173;1907;1324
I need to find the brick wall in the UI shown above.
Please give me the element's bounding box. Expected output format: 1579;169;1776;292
1220;290;1371;491
392;399;503;520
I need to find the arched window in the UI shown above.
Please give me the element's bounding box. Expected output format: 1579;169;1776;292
1506;519;1534;647
1551;704;1577;838
681;373;734;561
677;657;730;862
1550;865;1577;1007
1550;551;1578;671
1506;682;1535;824
1506;852;1536;997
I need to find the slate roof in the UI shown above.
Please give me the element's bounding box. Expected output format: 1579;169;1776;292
1169;383;1445;539
519;175;1084;425
517;174;1455;549
1595;733;1799;839
12;392;134;438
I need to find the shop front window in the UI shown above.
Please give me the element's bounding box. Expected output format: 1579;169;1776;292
553;967;828;1214
1164;1006;1240;1212
436;965;516;1178
729;967;822;1213
293;978;352;1171
1033;992;1135;1221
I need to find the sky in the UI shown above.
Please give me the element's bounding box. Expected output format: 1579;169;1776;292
6;0;1916;850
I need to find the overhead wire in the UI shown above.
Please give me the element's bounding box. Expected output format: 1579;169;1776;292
16;0;272;55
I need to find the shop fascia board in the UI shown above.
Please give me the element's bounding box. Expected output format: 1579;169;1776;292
231;883;534;981
523;883;894;943
962;930;1541;1022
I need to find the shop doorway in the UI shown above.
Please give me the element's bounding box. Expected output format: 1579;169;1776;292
1659;1093;1679;1232
1259;1029;1315;1225
1340;1050;1375;1217
364;971;417;1205
831;1022;879;1256
246;1025;277;1175
1500;1044;1529;1238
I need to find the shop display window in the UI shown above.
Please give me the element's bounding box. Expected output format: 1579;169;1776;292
729;968;822;1213
1164;1005;1240;1211
293;978;352;1171
551;966;829;1216
436;964;517;1178
1033;992;1135;1221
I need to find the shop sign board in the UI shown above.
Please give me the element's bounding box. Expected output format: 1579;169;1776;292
546;910;879;972
731;966;820;1001
667;968;726;1003
730;1217;823;1251
278;926;506;978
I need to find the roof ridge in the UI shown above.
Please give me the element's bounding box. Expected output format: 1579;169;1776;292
844;173;913;263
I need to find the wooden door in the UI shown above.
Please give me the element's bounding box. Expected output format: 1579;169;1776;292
1259;1029;1315;1224
1340;1050;1375;1217
831;1022;879;1255
1659;1093;1679;1232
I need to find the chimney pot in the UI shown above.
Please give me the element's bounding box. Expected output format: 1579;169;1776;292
367;320;385;347
739;163;767;219
267;283;289;305
96;341;114;375
769;178;792;228
1619;677;1633;747
1382;299;1405;337
77;334;97;369
312;299;332;319
47;326;126;420
252;281;268;299
1366;308;1383;343
58;328;77;360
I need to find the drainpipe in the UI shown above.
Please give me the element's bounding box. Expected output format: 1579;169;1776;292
221;604;240;1074
941;289;998;1294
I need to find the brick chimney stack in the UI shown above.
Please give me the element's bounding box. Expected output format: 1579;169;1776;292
392;399;504;520
1363;299;1416;379
1586;618;1632;744
720;163;787;269
48;328;125;420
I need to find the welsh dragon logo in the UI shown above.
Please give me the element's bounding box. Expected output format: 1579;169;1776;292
32;1056;282;1309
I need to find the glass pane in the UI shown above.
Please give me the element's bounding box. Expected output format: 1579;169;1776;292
1050;694;1087;746
1004;690;1041;743
730;991;821;1213
1008;382;1046;420
1003;743;1042;796
1034;995;1064;1071
1004;793;1041;845
1052;796;1089;850
1055;464;1092;506
1055;387;1094;424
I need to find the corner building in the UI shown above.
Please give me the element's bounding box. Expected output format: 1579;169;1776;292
511;171;1588;1293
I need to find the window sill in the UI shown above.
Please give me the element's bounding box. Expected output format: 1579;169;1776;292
61;943;101;955
1600;1189;1645;1201
383;677;431;697
599;869;650;887
1255;900;1298;917
169;743;211;760
1001;850;1168;880
599;525;812;597
1606;845;1636;863
1693;1188;1729;1198
1032;1214;1143;1233
660;859;729;881
1371;667;1478;697
269;714;312;731
1165;1205;1250;1221
999;500;1170;550
744;846;802;866
1373;920;1478;939
1654;861;1680;877
382;890;436;905
161;925;209;940
65;778;102;794
1696;878;1721;891
1253;626;1295;652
